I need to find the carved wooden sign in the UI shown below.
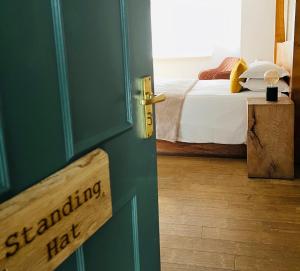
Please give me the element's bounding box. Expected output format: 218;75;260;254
0;149;112;271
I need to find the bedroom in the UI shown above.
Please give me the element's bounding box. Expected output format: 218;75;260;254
152;0;294;157
1;0;300;270
151;0;300;270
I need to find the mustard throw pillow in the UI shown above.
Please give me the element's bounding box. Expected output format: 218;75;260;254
230;59;248;93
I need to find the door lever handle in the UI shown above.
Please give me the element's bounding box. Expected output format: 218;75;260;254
141;94;166;105
139;76;166;138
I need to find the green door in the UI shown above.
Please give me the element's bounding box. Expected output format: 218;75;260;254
0;0;160;270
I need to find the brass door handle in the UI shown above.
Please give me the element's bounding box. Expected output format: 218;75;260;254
141;94;166;105
139;76;166;138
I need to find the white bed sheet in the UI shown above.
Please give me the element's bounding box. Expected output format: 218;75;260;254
178;80;283;144
154;78;198;95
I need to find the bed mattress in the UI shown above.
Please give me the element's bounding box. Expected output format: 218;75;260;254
177;80;283;144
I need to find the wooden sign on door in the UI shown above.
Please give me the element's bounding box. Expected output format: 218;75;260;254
0;149;112;271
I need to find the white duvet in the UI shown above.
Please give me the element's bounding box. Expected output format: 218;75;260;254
155;79;283;145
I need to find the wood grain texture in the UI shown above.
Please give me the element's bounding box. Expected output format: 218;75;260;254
0;149;112;271
274;0;286;61
161;263;233;271
291;1;300;162
247;97;294;179
158;155;300;271
157;140;246;158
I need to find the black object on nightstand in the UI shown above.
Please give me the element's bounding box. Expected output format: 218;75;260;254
266;86;278;101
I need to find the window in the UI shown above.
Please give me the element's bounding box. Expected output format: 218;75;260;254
151;0;242;59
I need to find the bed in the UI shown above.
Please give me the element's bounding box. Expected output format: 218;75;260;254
155;79;285;157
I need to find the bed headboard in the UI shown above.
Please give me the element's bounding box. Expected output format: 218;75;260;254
276;41;294;73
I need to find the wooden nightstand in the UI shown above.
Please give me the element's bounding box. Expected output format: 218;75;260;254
247;97;294;179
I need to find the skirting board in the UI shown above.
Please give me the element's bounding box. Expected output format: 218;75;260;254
157;140;247;159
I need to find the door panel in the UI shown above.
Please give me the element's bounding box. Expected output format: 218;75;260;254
84;196;139;271
57;0;132;155
0;108;9;192
0;0;160;270
0;0;67;196
56;195;140;271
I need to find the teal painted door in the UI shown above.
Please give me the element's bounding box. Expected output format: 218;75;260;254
0;0;160;270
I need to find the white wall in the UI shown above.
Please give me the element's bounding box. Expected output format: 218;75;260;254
153;0;277;79
153;48;240;80
151;0;241;80
276;0;296;73
153;57;211;80
153;46;241;80
286;0;296;41
240;0;276;63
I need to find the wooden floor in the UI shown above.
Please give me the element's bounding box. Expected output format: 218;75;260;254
157;155;300;271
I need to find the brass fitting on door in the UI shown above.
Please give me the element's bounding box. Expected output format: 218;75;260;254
140;76;166;138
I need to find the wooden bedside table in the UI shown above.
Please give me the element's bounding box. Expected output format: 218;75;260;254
247;97;294;179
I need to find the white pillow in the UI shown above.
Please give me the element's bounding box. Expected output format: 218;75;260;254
240;79;290;92
239;61;290;79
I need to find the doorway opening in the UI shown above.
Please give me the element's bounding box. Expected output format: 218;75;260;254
150;0;299;270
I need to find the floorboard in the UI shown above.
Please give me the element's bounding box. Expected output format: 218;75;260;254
158;156;300;271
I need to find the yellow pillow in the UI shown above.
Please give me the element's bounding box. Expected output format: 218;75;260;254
230;59;248;93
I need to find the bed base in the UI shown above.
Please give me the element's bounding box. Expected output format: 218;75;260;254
157;140;247;159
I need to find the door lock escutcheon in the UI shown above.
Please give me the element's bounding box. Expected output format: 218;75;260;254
140;76;166;138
